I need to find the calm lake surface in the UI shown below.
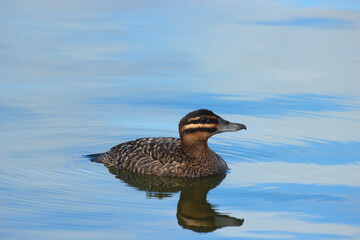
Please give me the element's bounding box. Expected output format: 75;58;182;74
1;1;360;239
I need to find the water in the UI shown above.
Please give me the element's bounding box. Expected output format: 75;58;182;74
1;1;360;239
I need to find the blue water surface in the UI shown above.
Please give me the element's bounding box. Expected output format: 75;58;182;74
1;1;359;240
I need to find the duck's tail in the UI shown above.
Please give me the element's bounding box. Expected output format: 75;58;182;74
85;153;103;163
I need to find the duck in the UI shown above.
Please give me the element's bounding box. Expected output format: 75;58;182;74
90;109;246;178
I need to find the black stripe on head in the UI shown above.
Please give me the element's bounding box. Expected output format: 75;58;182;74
187;118;218;125
180;109;220;128
183;127;218;134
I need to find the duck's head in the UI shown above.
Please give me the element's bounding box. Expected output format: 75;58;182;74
179;109;246;145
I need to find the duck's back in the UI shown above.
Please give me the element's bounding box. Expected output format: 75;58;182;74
97;137;188;176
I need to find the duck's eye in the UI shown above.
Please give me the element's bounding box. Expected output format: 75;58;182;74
200;116;209;123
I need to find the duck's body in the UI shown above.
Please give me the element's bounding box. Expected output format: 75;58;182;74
97;137;228;178
92;109;246;178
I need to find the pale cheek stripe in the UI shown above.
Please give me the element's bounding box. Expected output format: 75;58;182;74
182;123;218;131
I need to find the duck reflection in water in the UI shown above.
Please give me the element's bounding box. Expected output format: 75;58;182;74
107;166;244;233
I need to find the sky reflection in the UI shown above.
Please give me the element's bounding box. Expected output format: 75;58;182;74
1;0;360;95
250;17;355;29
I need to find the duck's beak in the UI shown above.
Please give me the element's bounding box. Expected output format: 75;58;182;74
216;117;246;134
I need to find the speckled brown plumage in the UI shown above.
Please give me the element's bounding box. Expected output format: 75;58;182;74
92;109;246;178
97;137;227;177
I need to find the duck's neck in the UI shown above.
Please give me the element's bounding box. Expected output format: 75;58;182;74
180;137;211;160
